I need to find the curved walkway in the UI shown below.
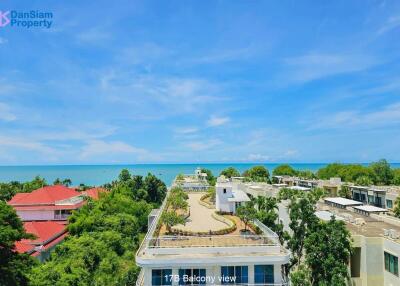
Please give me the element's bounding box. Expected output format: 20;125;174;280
174;193;227;232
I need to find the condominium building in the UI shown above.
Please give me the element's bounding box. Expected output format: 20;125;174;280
135;190;290;285
317;198;400;285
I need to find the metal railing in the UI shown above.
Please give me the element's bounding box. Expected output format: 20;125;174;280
147;234;276;248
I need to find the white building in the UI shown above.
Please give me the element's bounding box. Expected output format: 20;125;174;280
215;176;250;213
136;190;290;285
316;198;400;285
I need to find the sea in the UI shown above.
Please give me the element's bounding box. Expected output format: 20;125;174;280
0;163;399;187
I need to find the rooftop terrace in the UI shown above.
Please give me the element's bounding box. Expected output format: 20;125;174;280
317;201;400;241
136;191;289;262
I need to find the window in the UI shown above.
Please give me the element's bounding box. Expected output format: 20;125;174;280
152;269;172;285
254;265;274;284
221;266;248;284
179;269;206;285
368;195;374;204
223;188;227;194
387;200;393;209
384;252;399;276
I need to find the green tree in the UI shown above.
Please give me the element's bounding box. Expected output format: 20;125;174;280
272;164;298;177
242;166;270;182
290;265;312;286
236;202;257;231
355;175;373;186
220;167;240;178
0;201;36;286
338;184;351;199
297;170;316;180
317;163;343;179
304;218;352;286
393;169;400;185
119;169;132;182
394;197;400;218
144;173;167;204
287;195;319;269
62;179;72;187
201;168;216;186
29;232;139;286
162;211;185;233
369;159;393;185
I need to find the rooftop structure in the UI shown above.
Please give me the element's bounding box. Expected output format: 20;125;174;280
8;185;85;221
324;197;363;208
15;221;68;262
7;185;104;221
173;168;210;191
215;176;250;213
136;190;290;286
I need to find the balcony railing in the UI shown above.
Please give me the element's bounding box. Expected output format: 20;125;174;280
54;214;70;220
148;234;275;248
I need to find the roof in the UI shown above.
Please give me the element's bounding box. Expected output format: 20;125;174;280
353;205;388;213
315;210;344;221
12;201;85;211
227;189;250;202
83;187;107;200
8;185;81;206
14;221;67;255
288;186;311;191
324;197;363;206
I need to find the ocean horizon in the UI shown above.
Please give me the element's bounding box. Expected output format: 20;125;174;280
1;163;399;187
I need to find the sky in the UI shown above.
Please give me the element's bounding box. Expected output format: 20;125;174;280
0;0;399;165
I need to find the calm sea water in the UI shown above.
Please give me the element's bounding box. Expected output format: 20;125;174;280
0;163;399;187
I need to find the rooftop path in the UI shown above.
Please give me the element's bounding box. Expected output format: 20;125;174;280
174;192;227;232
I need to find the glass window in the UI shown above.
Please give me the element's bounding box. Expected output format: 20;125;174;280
387;200;393;209
254;265;274;284
179;268;206;285
152;269;172;285
221;266;248;284
384;252;399;276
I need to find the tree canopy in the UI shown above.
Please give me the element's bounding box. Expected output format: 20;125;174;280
220;167;240;178
0;201;36;286
28;169;167;286
242;166;270;182
272;164;298;177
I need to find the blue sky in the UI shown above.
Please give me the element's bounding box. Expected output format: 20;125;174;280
0;0;399;165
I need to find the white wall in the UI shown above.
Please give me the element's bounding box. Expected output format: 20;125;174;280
17;210;54;221
216;183;233;213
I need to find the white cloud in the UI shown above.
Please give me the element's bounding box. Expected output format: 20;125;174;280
247;153;270;162
0;135;55;154
185;139;222;151
207;116;230;127
79;140;148;159
377;15;400;35
282;53;378;83
0;103;16;121
311;102;400;129
174;127;198;134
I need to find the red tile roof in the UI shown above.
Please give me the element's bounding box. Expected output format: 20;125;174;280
14;221;68;255
8;185;81;206
83;187;108;200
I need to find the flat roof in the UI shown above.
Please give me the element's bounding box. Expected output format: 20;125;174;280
324;197;363;206
228;189;251;202
353;205;388;213
315;210;344;222
288;186;311;191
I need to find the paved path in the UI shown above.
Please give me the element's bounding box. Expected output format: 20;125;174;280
174;193;227;232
